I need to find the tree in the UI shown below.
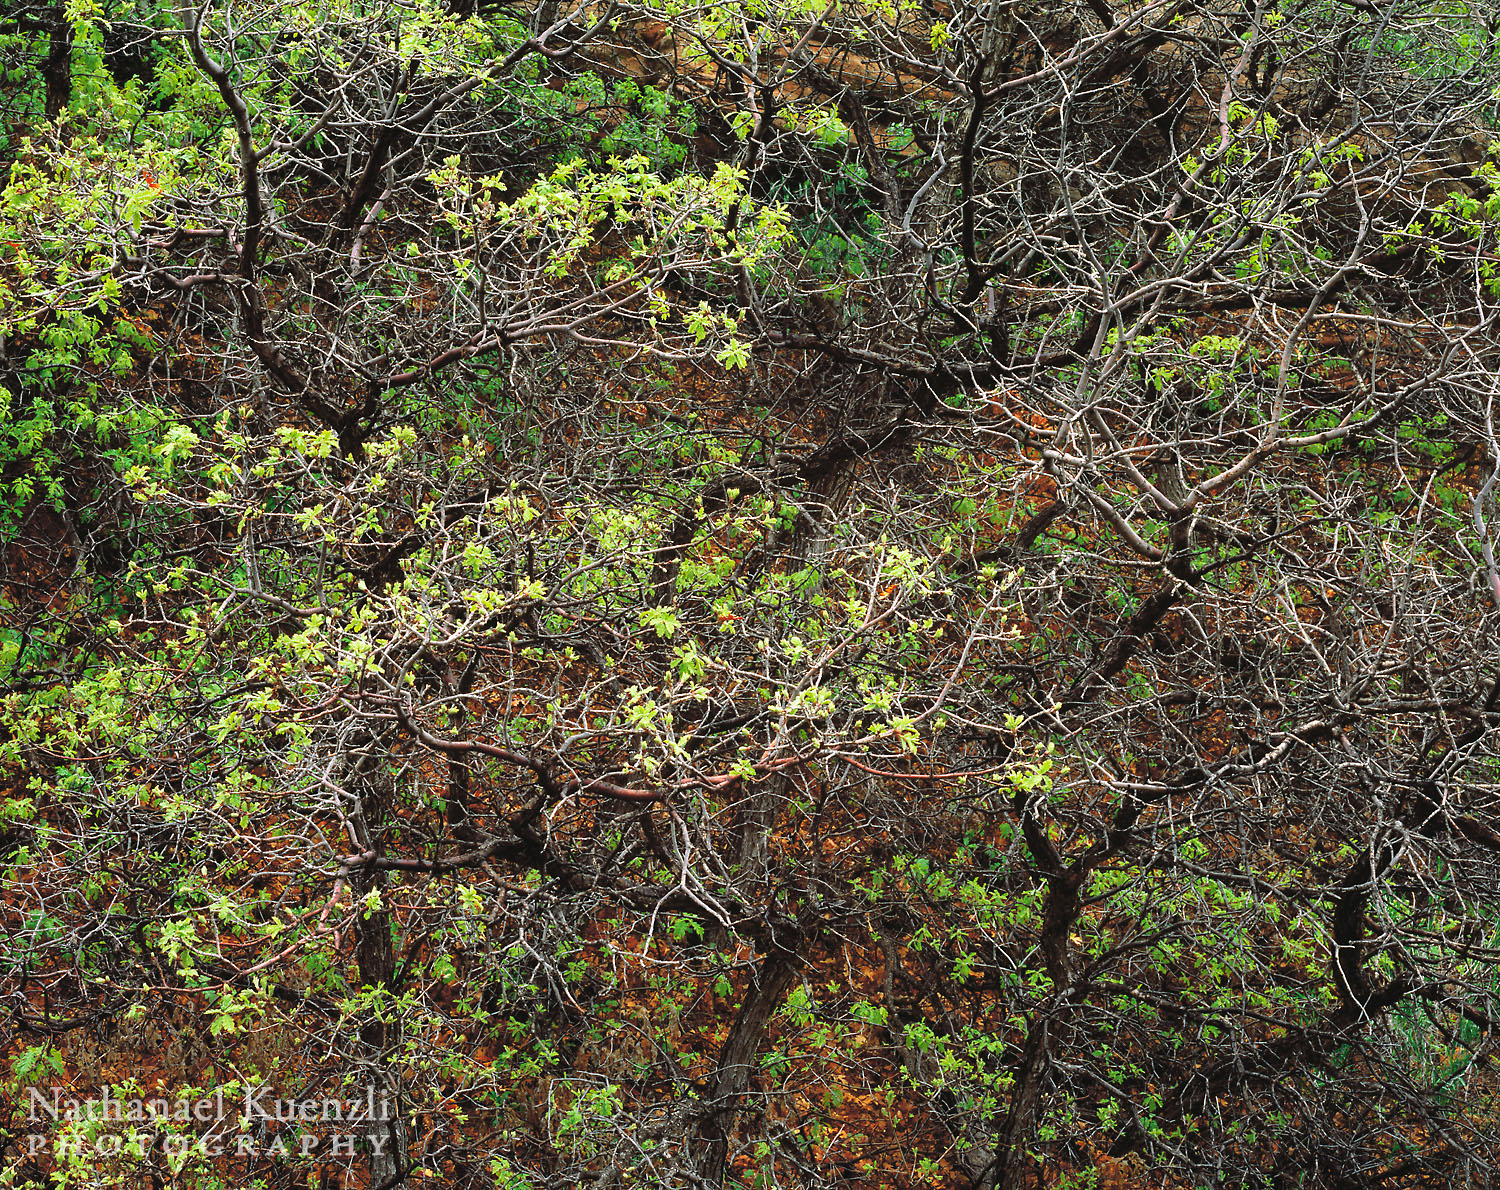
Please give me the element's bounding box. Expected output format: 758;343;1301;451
2;0;1500;1186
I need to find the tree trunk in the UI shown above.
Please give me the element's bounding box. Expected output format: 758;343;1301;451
352;759;410;1189
43;2;72;121
698;947;799;1185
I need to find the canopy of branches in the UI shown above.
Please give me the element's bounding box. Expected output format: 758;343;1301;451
2;0;1500;1186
